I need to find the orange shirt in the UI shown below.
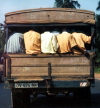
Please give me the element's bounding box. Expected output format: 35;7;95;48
57;32;77;53
72;32;91;54
24;30;41;54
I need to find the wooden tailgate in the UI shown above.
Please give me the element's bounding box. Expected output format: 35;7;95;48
5;54;90;81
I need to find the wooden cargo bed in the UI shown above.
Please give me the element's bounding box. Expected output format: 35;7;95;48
4;54;91;82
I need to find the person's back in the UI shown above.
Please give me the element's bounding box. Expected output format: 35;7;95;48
41;31;58;54
57;31;77;53
24;30;41;54
72;32;91;54
4;33;24;53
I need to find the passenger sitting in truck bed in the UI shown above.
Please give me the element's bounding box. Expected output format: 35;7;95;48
72;32;91;54
41;31;59;54
24;30;41;54
4;33;24;53
56;30;77;54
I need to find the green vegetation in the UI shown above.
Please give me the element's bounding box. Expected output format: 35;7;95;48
0;25;5;54
93;0;100;73
95;15;100;64
95;0;100;67
95;67;100;73
97;0;100;10
54;0;80;8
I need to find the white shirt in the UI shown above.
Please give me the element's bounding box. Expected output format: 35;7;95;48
4;33;24;53
41;31;58;54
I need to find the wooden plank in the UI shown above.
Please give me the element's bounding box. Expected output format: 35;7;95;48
11;57;90;66
11;73;90;77
6;58;11;78
5;8;95;24
52;66;90;74
12;74;90;81
52;77;90;81
11;66;90;76
3;58;6;77
13;76;90;82
11;67;48;76
5;54;91;81
14;78;44;82
5;8;95;16
4;53;87;58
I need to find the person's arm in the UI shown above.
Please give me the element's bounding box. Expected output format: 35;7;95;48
81;33;91;44
71;45;90;57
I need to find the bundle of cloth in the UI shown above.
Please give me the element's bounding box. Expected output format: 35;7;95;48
4;30;91;55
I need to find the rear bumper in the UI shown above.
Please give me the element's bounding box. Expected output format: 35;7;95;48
5;79;93;89
53;80;90;88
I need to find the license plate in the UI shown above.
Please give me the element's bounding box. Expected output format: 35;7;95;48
15;82;38;88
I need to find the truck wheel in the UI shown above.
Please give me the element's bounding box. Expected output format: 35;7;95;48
74;87;91;100
11;89;30;108
80;87;91;99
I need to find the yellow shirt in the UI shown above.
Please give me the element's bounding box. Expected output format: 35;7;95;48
41;32;58;53
72;32;91;54
57;32;77;53
24;30;41;54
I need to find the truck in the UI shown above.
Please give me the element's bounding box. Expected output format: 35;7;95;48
0;64;3;82
4;8;96;108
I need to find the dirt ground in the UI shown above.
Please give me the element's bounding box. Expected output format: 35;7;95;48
95;73;100;79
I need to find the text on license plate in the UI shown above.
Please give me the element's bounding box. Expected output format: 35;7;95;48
15;83;38;88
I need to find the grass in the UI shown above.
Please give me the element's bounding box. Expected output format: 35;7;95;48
94;67;100;73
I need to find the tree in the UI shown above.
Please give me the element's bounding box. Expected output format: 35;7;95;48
0;24;5;54
54;0;80;8
96;1;100;63
97;0;100;10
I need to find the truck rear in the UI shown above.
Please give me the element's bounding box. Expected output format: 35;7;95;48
4;8;95;108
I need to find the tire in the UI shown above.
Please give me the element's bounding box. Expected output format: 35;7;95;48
80;87;91;99
74;87;91;100
11;89;30;108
